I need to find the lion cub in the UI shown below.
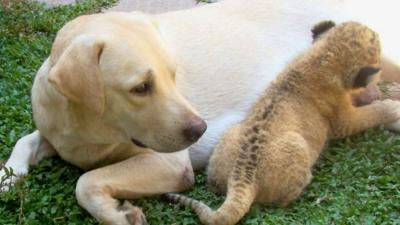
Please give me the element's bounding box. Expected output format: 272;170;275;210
166;21;400;225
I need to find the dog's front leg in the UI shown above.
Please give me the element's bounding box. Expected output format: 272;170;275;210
0;130;55;191
75;149;194;225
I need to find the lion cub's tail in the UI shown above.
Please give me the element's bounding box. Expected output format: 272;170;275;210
165;181;257;225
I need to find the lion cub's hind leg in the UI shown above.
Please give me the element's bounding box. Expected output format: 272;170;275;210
257;131;313;206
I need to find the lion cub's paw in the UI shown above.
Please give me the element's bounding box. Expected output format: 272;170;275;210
385;120;400;132
377;99;400;132
380;99;400;118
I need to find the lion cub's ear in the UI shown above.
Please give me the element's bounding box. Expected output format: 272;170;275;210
353;66;381;89
311;20;336;41
48;35;105;116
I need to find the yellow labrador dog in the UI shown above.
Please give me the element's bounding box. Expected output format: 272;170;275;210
2;0;400;224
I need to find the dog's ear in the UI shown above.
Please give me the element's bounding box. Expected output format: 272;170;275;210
353;66;381;88
48;35;105;116
311;20;335;41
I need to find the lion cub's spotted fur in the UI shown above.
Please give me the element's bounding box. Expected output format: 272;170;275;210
166;21;400;225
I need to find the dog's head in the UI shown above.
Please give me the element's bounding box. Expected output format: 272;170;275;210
47;12;206;152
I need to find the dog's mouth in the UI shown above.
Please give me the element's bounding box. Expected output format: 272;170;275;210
131;137;148;148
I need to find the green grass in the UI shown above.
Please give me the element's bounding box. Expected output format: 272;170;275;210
0;1;399;224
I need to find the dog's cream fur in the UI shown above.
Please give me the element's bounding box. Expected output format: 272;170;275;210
1;0;400;224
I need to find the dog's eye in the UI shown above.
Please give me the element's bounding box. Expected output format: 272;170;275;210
132;82;152;95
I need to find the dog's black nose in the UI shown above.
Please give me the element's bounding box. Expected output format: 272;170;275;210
182;116;207;143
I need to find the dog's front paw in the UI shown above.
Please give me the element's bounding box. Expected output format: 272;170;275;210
181;165;195;190
0;167;15;192
0;165;27;192
125;208;148;225
118;201;148;225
